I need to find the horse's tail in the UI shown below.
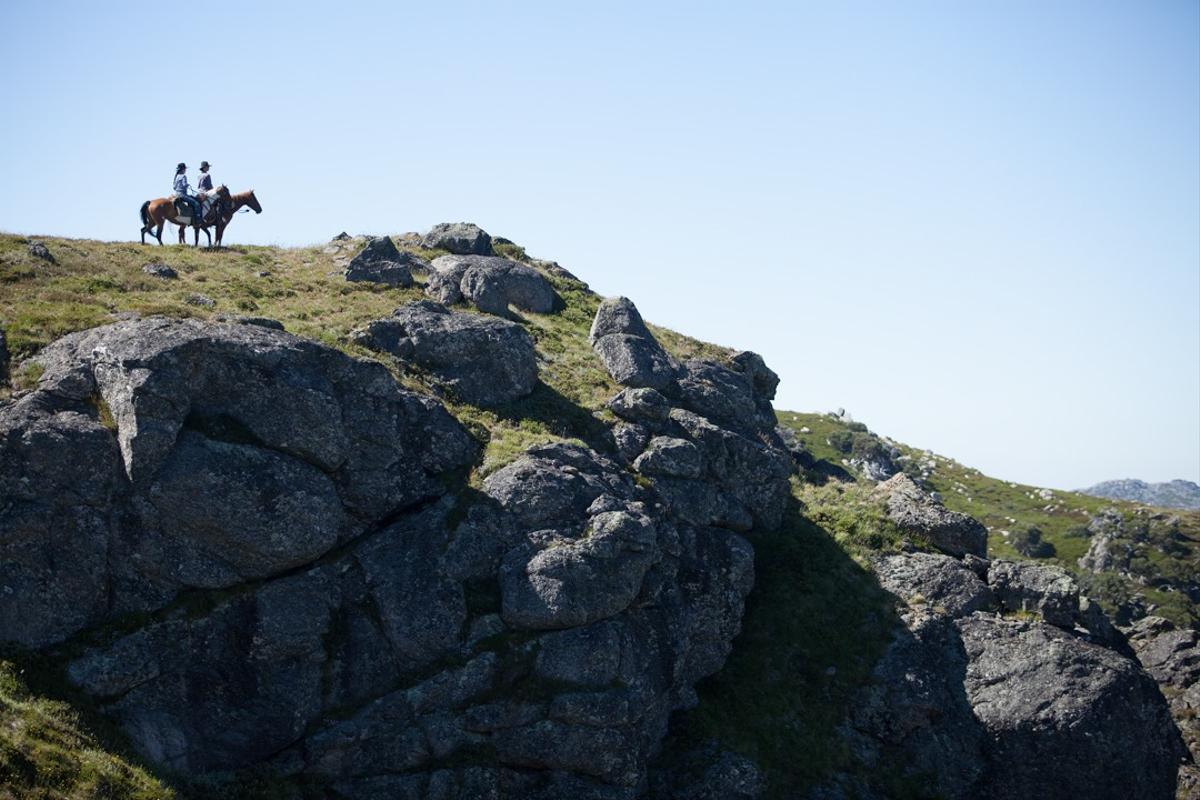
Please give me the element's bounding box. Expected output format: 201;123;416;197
139;200;150;226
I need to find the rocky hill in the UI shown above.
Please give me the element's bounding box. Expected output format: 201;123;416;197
1080;479;1200;510
0;226;1194;799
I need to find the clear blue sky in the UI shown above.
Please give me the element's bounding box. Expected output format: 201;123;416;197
2;0;1197;489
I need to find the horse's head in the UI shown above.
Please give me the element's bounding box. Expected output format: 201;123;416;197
247;190;262;214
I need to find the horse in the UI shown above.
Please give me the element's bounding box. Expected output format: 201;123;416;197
182;189;262;248
138;186;232;246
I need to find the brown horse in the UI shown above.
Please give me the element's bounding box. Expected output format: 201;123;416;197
181;189;262;247
138;186;232;245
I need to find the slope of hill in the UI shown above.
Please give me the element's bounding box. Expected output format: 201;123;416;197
0;229;1194;799
777;410;1200;629
1080;479;1200;510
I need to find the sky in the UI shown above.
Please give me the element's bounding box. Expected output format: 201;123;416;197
1;0;1197;489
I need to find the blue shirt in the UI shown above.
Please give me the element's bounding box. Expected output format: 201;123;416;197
173;174;190;196
197;172;213;192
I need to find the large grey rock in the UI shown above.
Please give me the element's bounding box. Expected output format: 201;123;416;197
142;262;177;279
676;360;761;433
593;334;679;392
427;255;559;316
609;387;672;426
1127;615;1200;783
353;301;538;407
482;443;635;529
0;317;476;648
27;240;55;263
589;296;654;344
500;509;659;630
590;297;679;391
729;351;778;401
958;614;1184;800
876;473;988;558
986;559;1080;628
343;236;417;287
833;605;1185;800
421;222;494;255
873;552;993;618
634;436;703;479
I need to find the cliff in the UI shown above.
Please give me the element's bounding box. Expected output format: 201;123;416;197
0;227;1192;799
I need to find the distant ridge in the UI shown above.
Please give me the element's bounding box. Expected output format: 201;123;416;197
1079;478;1200;510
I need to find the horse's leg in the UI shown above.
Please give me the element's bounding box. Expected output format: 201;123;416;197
155;222;164;245
202;227;212;247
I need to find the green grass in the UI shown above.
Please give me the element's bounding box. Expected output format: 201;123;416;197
664;493;900;797
0;661;173;800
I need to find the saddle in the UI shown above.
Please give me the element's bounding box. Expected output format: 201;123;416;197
173;195;217;224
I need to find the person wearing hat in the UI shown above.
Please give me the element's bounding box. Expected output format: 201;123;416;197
197;161;214;193
172;162;202;223
196;161;215;222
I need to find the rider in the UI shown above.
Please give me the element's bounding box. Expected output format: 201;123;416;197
196;161;214;222
172;162;202;223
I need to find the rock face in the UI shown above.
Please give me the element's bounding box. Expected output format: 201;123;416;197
830;548;1186;800
0;318;477;649
343;236;418;286
876;473;988;557
353;300;538;407
2;316;773;797
421;222;494;255
589;299;793;534
427;255;559;316
1127;616;1200;790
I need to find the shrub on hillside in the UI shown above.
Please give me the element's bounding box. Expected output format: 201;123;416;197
1011;526;1056;558
827;431;854;454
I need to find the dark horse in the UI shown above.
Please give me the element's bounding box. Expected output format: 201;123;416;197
180;189;263;247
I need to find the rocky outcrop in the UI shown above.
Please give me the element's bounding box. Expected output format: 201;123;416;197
876;473;988;557
353;301;538;407
421;222;494;255
343;236;418;287
830;547;1186;799
427;255;559;316
1078;507;1133;573
2;317;768;797
590;299;793;533
0;318;477;648
1127;616;1200;791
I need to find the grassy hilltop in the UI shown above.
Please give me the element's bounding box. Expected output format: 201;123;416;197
0;231;1195;798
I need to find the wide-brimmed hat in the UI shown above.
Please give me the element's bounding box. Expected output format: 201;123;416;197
176;162;187;171
200;161;211;170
